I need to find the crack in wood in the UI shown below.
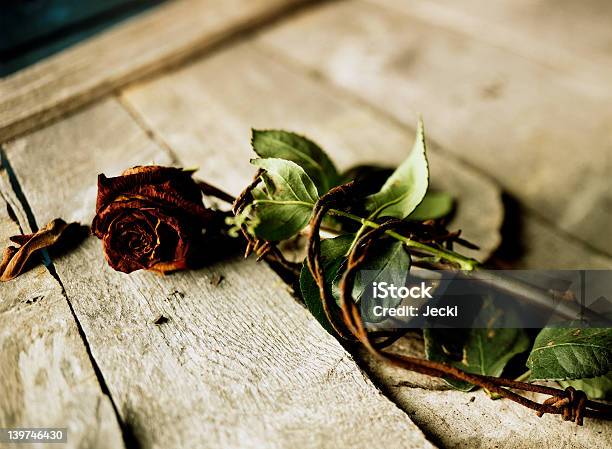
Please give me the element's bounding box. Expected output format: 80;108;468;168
0;146;137;449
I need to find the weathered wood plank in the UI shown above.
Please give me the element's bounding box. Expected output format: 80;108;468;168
121;42;502;262
258;0;612;256
0;170;125;449
509;215;612;269
3;98;435;449
0;0;311;143
375;0;612;92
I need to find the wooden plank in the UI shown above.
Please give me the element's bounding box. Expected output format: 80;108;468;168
258;0;612;256
0;0;311;143
0;170;125;449
507;215;612;269
3;98;435;449
121;42;503;262
374;0;612;92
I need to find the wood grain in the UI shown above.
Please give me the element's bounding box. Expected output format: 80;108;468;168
376;0;612;92
0;0;310;143
3;98;434;449
0;170;125;449
259;0;612;256
121;42;503;262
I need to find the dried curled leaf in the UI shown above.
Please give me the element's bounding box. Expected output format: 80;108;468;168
0;218;77;281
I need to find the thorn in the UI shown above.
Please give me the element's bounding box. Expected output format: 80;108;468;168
244;241;252;258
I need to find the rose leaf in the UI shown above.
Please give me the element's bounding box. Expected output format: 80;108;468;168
249;158;319;241
364;119;429;219
331;239;410;323
252;130;339;195
300;234;354;335
527;327;612;380
559;372;612;400
408;191;454;221
424;298;530;391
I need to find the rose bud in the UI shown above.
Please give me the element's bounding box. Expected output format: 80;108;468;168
92;166;218;274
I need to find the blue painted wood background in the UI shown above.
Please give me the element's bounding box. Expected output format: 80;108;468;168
1;0;165;76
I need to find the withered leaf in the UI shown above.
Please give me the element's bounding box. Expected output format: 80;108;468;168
0;218;77;282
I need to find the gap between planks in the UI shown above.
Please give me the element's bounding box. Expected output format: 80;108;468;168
0;165;126;449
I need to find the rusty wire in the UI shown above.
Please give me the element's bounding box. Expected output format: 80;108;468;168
306;184;612;425
227;172;610;424
305;183;359;340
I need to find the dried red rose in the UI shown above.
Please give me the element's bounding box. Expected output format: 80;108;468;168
92;166;216;274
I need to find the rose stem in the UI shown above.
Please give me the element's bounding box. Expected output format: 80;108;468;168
328;208;479;270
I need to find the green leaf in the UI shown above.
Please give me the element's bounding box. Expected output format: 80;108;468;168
364;119;429;219
300;235;354;335
559;372;612;400
425;298;530;391
249;158;318;241
408;191;454;221
252;130;339;194
527;328;612;380
332;240;410;323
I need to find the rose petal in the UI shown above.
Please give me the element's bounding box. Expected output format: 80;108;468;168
102;232;146;273
93;198;195;235
148;258;189;275
93;198;163;236
9;233;35;246
132;184;213;222
93;165;222;275
101;211;158;273
96;166;202;212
